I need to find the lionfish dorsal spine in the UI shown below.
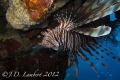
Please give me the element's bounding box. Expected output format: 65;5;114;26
54;0;120;32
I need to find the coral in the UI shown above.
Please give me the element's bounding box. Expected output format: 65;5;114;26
6;0;37;29
24;0;54;21
6;0;70;30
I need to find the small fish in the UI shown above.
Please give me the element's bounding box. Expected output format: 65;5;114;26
41;0;120;75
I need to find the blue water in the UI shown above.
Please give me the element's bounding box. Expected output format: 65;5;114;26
64;13;120;80
110;13;117;21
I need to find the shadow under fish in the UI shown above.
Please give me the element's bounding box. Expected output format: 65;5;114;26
40;0;120;76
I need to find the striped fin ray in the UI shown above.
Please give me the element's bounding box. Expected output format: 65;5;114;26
91;42;115;57
53;0;87;30
68;50;79;76
68;51;78;66
54;0;84;22
82;47;109;69
88;62;98;73
90;41;120;62
94;19;120;46
75;0;120;26
53;1;80;30
77;49;89;61
72;15;111;37
73;25;111;37
86;42;107;61
97;43;120;61
77;49;98;73
54;0;120;31
75;15;110;28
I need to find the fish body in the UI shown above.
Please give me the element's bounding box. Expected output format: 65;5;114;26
41;0;120;74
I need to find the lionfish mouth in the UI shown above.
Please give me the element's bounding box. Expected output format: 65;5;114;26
41;0;120;76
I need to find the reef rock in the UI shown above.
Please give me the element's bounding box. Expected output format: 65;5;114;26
6;0;70;30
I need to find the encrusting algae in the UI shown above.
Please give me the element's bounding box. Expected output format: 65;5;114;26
24;0;54;21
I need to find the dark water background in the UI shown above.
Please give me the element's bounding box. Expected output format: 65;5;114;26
64;13;120;80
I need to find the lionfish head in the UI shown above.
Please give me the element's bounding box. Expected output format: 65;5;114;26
41;28;61;50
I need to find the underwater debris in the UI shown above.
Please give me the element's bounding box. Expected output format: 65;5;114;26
6;0;70;30
41;0;120;75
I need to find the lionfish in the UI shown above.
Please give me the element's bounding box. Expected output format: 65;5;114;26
40;0;120;75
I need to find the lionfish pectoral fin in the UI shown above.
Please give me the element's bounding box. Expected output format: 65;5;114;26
77;49;89;61
77;0;120;26
77;49;98;73
89;62;98;73
82;47;109;69
90;41;120;62
73;25;111;37
74;65;79;76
